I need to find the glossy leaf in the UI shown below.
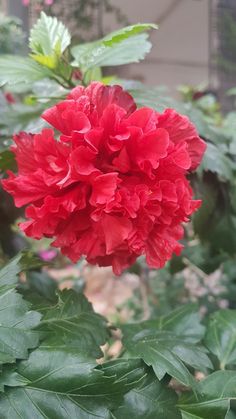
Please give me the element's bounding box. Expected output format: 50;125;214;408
29;12;71;56
113;370;181;419
205;310;236;369
26;271;58;302
0;254;22;287
37;289;109;358
0;56;52;86
202;142;234;181
121;305;211;387
0;258;41;366
102;24;157;45
0;350;146;418
178;371;236;419
71;23;157;71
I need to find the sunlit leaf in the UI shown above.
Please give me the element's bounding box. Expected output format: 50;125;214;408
0;55;52;86
71;24;157;71
29;12;71;56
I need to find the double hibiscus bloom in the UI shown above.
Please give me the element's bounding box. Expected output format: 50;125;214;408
2;82;206;274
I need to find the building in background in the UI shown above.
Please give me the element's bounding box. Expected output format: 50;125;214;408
1;0;236;109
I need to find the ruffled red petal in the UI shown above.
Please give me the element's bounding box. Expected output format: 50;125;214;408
2;82;206;275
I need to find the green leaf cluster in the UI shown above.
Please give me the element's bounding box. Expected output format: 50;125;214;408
0;256;236;418
0;14;156;89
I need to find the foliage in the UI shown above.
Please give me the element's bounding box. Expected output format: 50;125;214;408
0;11;236;418
0;14;26;55
71;24;157;72
0;257;235;417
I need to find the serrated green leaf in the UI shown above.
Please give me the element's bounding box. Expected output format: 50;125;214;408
29;12;71;56
26;271;58;302
121;305;210;388
102;23;157;45
113;370;181;419
0;365;29;392
0;289;41;365
178;371;236;419
0;55;52;86
202;142;234;181
0;259;41;367
0;253;45;288
71;23;157;71
72;34;151;69
205;310;236;369
0;254;22;287
37;289;109;358
0;350;147;418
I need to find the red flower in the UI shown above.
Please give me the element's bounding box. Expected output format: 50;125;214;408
2;82;206;275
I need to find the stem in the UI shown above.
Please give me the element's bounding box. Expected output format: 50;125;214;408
51;75;75;90
139;265;151;320
182;257;208;280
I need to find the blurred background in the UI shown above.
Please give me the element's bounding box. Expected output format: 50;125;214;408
1;0;236;110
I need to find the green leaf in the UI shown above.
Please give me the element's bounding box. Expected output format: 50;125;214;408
71;23;157;71
178;371;236;419
29;12;71;56
202;214;236;255
0;102;48;136
0;254;22;287
227;87;236;96
129;84;184;112
32;78;68;99
19;251;46;272
226;410;236;419
205;310;236;369
0;55;52;86
30;53;58;69
0;365;29;392
0;259;41;367
113;370;181;419
193;179;218;239
83;66;102;84
0;350;147;418
121;305;211;388
37;289;109;358
0;150;16;172
222;112;236;155
102;24;157;45
26;271;58;302
202;143;234;181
